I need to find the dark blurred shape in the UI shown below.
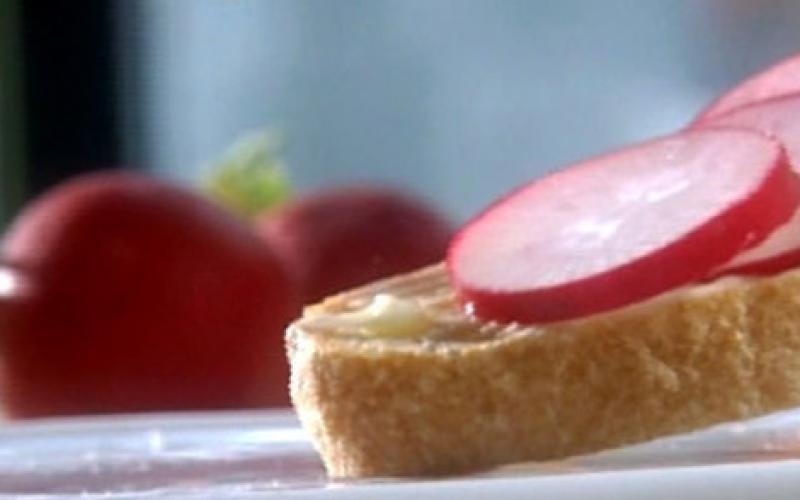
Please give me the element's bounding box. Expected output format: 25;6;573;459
0;0;26;226
19;0;122;197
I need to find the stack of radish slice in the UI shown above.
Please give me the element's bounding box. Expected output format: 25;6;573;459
698;95;800;277
449;53;800;324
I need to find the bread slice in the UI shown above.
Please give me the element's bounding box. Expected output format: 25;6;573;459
287;263;800;478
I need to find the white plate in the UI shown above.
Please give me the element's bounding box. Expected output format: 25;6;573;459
3;408;800;498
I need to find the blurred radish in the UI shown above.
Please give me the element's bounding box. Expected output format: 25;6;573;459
207;130;453;305
0;171;300;418
262;186;453;304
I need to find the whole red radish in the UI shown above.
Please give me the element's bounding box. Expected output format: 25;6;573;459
0;171;299;418
449;128;799;324
696;52;800;122
261;186;452;304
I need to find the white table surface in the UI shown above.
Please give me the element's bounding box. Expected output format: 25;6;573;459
4;408;800;498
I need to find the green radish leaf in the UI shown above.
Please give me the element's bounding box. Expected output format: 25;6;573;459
206;129;292;218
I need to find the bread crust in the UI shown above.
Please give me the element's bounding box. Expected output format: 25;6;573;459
287;264;800;478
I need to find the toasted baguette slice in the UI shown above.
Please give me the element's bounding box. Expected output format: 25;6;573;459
287;263;800;478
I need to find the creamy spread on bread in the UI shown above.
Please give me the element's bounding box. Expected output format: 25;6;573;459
299;264;756;341
303;294;435;338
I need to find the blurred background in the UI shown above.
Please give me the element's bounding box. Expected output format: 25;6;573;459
3;0;800;225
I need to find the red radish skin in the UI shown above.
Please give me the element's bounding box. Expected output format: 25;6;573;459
715;242;800;278
449;129;800;324
699;94;800;277
0;172;300;417
696;53;800;122
260;186;452;305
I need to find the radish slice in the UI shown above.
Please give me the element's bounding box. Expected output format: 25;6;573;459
448;129;799;324
696;53;800;122
715;209;800;276
700;94;800;276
